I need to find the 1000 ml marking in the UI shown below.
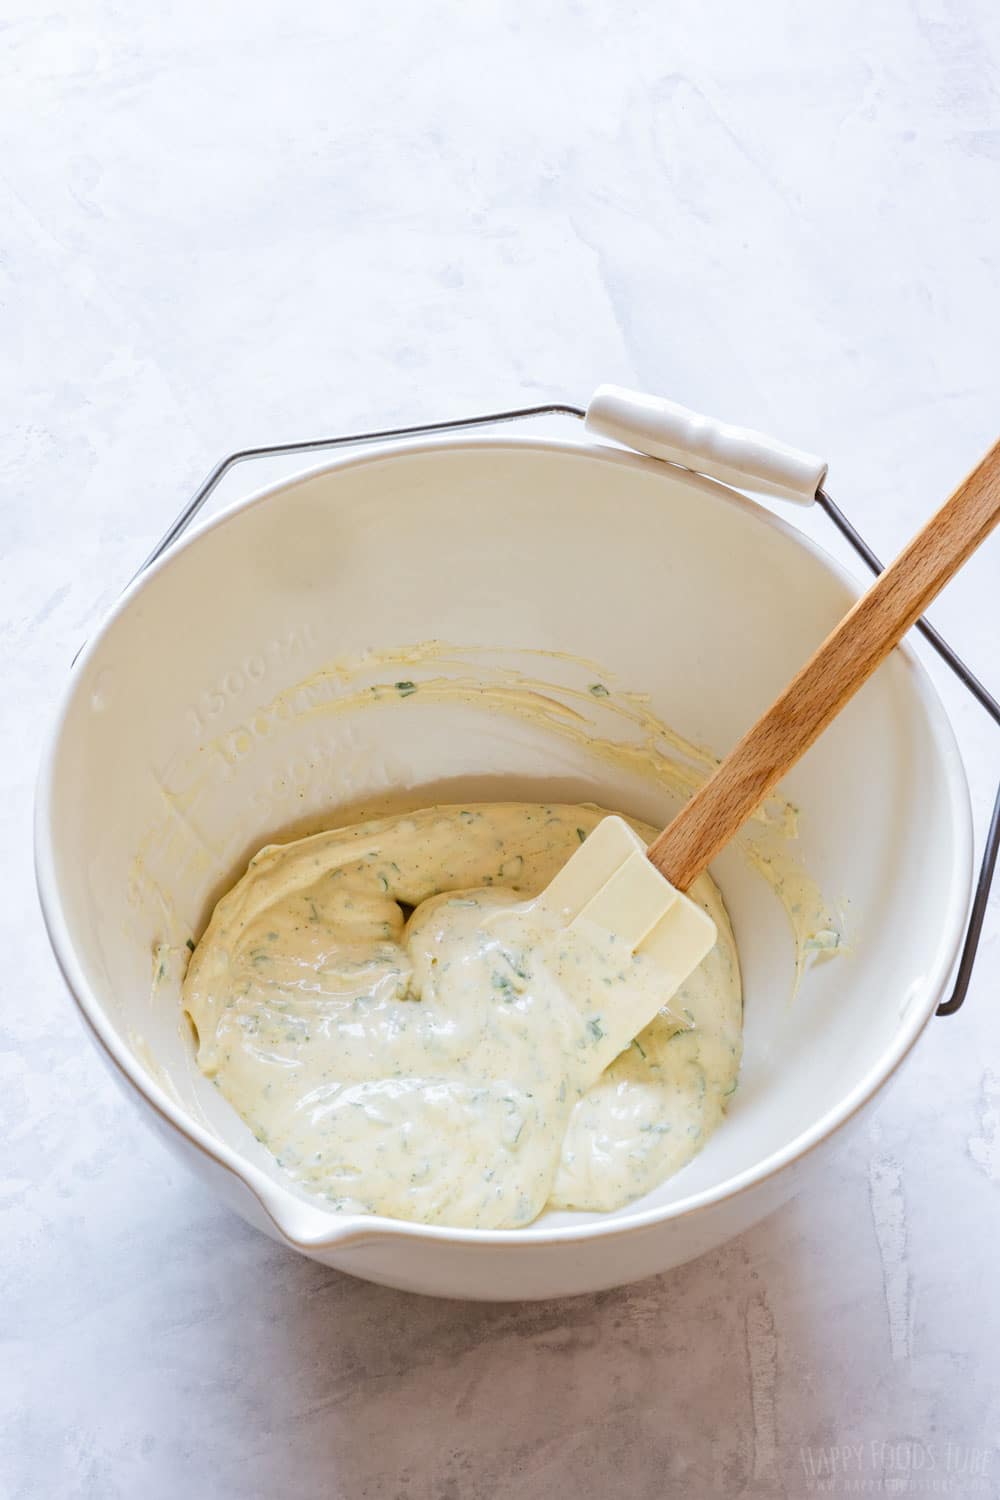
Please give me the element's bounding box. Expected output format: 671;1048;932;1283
187;625;318;736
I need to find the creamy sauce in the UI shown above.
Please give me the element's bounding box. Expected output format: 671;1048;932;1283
183;803;741;1229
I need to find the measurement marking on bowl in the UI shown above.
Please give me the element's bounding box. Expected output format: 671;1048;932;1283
186;624;318;736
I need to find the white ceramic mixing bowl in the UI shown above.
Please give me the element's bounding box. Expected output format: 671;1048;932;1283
36;435;972;1299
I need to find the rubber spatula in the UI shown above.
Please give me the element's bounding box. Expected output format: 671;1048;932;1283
539;436;1000;1038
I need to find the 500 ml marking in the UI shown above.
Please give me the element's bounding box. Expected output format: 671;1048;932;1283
187;625;318;736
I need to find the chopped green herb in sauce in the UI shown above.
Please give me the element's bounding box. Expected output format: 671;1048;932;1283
182;802;742;1229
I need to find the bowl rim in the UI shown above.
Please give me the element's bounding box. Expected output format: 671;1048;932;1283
35;432;975;1251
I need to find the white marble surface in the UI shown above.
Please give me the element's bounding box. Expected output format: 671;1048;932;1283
4;2;1000;1495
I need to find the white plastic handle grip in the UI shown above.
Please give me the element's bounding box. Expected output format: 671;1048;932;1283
584;384;827;504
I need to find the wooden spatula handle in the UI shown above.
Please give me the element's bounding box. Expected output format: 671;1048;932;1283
648;437;1000;891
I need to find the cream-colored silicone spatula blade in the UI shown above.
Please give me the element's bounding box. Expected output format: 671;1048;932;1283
539;815;716;978
535;817;716;1082
538;432;1000;1049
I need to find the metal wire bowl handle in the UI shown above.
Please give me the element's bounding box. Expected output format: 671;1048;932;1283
134;402;999;1017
